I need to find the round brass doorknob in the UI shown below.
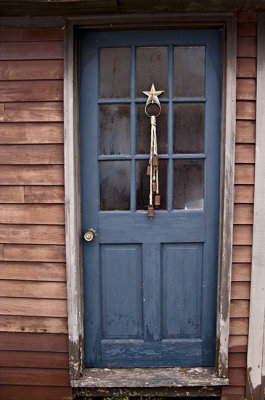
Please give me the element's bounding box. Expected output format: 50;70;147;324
84;228;97;242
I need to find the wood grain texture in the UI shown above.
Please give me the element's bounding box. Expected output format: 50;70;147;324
0;144;64;164
0;280;67;299
236;78;256;100
0;104;4;121
0;350;68;368
0;80;63;102
237;57;256;78
0;298;67;317
3;102;63;122
0;224;65;244
236;120;255;143
24;186;64;203
0;244;3;260
234;204;253;224
235;164;255;184
0;27;63;42
228;367;246;386
0;60;64;81
0;332;68;352
237;37;257;57
232;263;251;281
0;186;24;203
0;386;72;400
222;386;245;396
233;225;253;245
232;246;252;263
0;123;64;144
234;185;254;204
3;244;65;262
0;367;70;386
0;41;63;60
230;318;249;335
0;315;67;334
231;282;250;299
0;261;66;282
237;22;257;37
0;204;64;224
230;300;249;317
229;335;248;353
0;165;64;185
235;144;255;163
229;352;247;367
236;100;256;120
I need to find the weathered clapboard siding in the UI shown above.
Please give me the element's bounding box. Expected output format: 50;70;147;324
224;12;257;399
0;27;71;399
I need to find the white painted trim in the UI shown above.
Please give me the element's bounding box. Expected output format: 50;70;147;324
247;11;265;400
64;13;237;383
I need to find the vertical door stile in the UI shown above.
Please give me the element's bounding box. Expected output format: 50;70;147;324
131;45;136;212
167;44;174;212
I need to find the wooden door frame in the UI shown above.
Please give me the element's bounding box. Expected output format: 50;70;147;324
64;12;237;387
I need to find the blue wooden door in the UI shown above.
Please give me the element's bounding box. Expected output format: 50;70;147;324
80;30;221;368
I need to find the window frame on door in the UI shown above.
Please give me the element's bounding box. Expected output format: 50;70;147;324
64;13;237;388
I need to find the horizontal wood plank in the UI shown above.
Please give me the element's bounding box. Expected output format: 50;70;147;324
0;204;64;224
0;186;24;203
0;315;67;333
0;350;68;368
228;367;246;386
0;104;4;121
237;58;256;78
0;42;64;60
236;100;256;120
24;186;64;203
0;80;63;102
231;282;250;299
3;244;65;262
0;60;64;81
222;386;246;396
236;120;255;143
229;352;247;368
3;102;63;122
0;244;3;260
0;367;70;386
0;386;72;400
232;263;251;281
238;11;257;22
236;78;256;100
232;246;252;263
230;318;249;335
0;224;65;245
0;123;63;144
237;22;256;37
0;28;63;42
0;261;66;282
237;37;257;57
0;298;67;317
234;185;254;204
235;144;255;163
233;225;253;245
234;204;253;224
0;332;68;352
235;164;255;184
0;144;64;164
230;299;249;317
0;165;64;185
229;335;248;353
0;280;66;299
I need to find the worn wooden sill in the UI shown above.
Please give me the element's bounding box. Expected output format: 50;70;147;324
72;367;228;397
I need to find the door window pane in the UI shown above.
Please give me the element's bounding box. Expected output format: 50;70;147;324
174;46;205;97
136;103;168;154
173;160;204;209
99;104;130;155
100;161;130;210
173;103;204;154
136;47;168;97
136;159;167;210
99;48;131;98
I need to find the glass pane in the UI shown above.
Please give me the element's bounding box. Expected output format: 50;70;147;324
99;104;130;155
174;46;205;97
99;48;131;98
100;161;130;210
173;103;204;154
136;47;168;97
173;160;204;210
136;159;167;210
136;103;168;154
